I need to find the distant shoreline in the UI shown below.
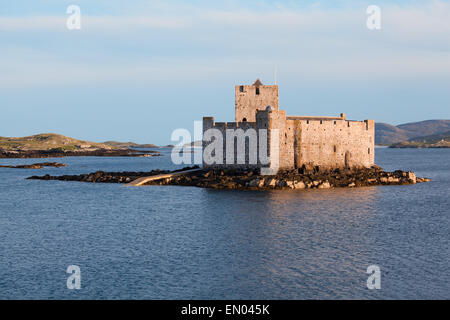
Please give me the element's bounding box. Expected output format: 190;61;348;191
0;149;161;159
376;144;450;149
389;142;450;148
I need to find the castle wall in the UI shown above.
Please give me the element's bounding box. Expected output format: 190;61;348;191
295;119;374;169
203;117;263;169
203;82;375;172
268;110;295;169
235;85;279;122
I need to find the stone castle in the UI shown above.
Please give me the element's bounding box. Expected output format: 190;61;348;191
202;79;374;171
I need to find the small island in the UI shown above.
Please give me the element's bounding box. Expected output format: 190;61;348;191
0;162;66;169
0;133;161;158
27;165;430;190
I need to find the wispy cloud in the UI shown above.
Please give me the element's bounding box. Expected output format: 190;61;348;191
0;15;191;32
0;1;449;88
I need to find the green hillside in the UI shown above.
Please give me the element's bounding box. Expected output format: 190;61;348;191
0;133;113;151
103;141;159;148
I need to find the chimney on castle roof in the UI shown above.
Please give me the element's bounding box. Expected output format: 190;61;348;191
253;79;263;87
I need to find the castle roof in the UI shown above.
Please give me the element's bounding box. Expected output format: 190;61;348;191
252;79;263;87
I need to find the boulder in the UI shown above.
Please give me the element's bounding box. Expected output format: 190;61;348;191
318;181;331;189
266;178;277;187
407;171;416;183
257;178;265;187
286;181;295;189
388;176;400;183
294;181;306;189
249;178;264;187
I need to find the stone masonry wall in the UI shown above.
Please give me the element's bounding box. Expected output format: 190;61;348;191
268;110;294;170
235;85;279;122
203;117;266;169
294;119;375;169
203;116;374;170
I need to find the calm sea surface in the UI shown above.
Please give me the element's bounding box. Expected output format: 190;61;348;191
0;148;448;299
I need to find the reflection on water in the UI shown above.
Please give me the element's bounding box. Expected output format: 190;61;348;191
0;148;449;299
195;187;381;299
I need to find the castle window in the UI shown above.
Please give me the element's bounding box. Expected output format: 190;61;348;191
256;87;260;95
347;122;350;127
334;121;336;125
239;85;244;93
334;146;337;153
307;120;309;124
368;148;371;154
320;120;323;124
242;118;247;122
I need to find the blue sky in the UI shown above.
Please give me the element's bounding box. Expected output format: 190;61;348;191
1;0;449;144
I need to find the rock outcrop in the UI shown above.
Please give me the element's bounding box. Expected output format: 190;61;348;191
27;166;199;183
143;165;428;190
0;162;66;169
27;165;430;190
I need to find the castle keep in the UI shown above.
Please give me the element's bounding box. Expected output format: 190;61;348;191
202;80;374;171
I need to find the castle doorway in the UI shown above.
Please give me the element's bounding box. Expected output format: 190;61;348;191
345;151;352;168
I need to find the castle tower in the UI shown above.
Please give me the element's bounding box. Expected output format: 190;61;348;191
235;79;279;122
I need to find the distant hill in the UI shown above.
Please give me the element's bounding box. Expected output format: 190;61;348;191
0;133;113;151
375;120;450;145
408;130;450;144
390;130;450;148
103;141;159;149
